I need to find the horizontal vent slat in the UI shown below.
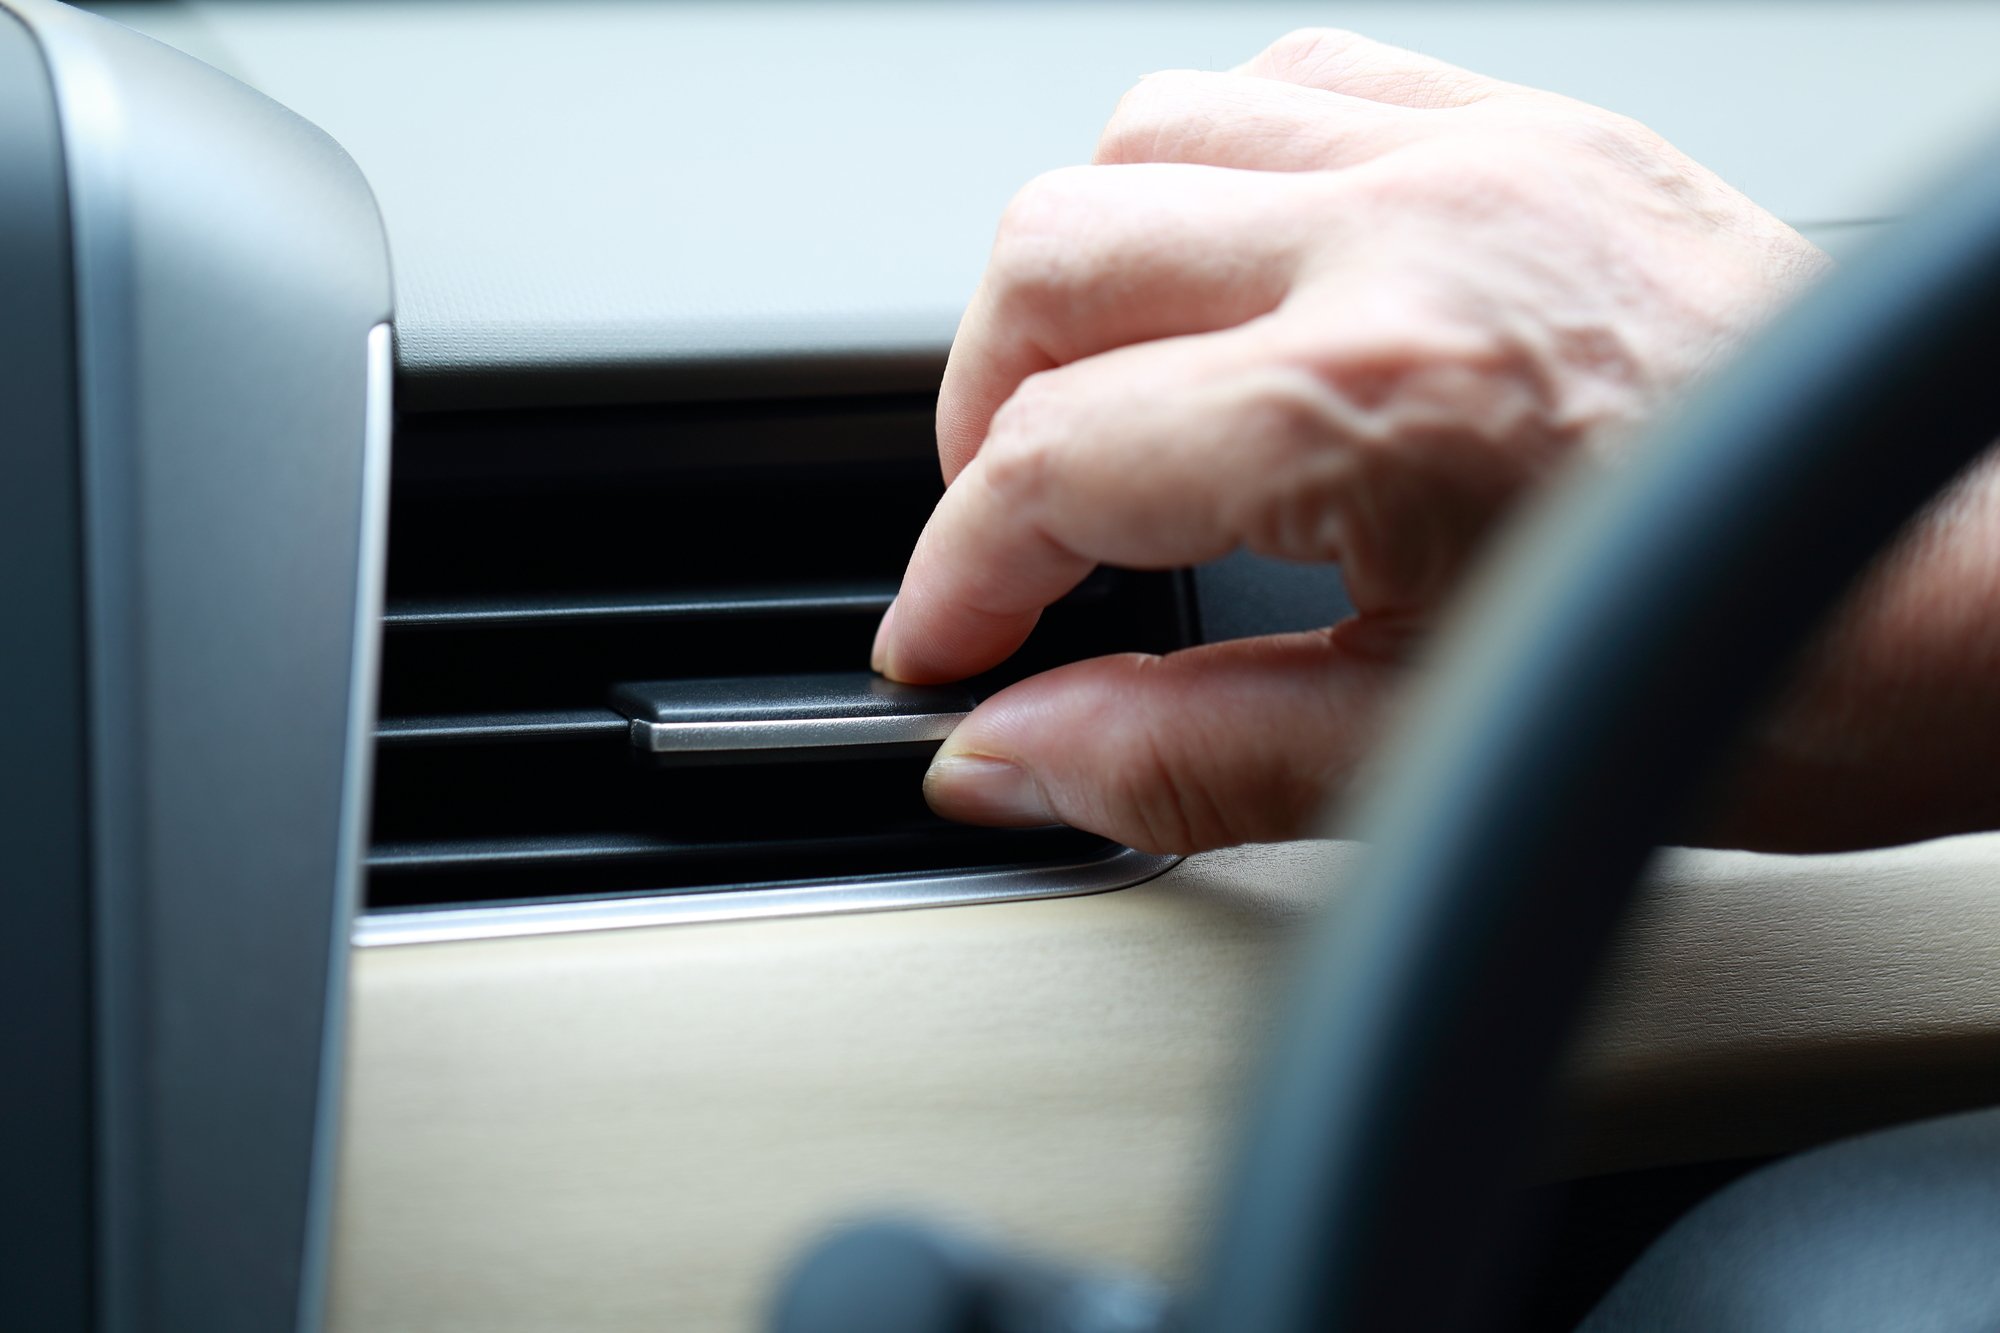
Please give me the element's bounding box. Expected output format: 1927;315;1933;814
383;583;897;630
376;709;628;745
369;826;963;871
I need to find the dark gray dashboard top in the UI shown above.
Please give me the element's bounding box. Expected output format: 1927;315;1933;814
95;1;2000;403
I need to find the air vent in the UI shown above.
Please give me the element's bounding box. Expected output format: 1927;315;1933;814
359;394;1200;941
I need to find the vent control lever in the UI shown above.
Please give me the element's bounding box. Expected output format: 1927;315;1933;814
611;672;974;762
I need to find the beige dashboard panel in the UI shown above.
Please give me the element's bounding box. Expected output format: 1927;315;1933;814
330;833;2000;1333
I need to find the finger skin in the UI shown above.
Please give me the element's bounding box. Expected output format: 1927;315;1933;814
885;324;1303;683
937;163;1321;482
1094;68;1419;173
924;632;1399;854
888;26;1839;860
1236;27;1504;108
880;305;1571;686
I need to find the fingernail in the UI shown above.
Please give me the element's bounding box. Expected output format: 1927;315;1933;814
924;754;1060;828
870;598;897;676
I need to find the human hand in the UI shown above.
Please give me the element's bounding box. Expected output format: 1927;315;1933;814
874;29;1828;854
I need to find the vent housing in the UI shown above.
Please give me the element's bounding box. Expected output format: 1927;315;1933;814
363;394;1200;933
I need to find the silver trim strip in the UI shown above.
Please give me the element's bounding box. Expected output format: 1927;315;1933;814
302;321;392;1330
353;847;1179;947
629;709;968;753
384;584;895;628
380;708;627;745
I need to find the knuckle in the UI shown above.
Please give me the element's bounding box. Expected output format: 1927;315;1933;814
989;167;1099;308
979;385;1063;507
1325;318;1514;408
1569;105;1666;155
1228;370;1356;561
1096;69;1205;163
1241;366;1347;461
980;438;1054;512
1302;302;1580;476
1514;103;1639;160
1253;26;1494;109
1257;26;1364;78
1367;138;1543;212
994;166;1094;251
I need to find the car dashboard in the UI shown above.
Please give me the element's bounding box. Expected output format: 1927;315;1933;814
40;3;2000;1330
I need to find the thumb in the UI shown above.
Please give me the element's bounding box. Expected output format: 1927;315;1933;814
923;629;1400;855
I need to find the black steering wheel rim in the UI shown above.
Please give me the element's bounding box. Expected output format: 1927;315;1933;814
1189;138;2000;1333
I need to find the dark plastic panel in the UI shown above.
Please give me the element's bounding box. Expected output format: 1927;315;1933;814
0;10;92;1327
1194;550;1356;644
5;3;396;1331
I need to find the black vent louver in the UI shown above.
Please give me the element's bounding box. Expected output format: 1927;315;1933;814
363;394;1199;930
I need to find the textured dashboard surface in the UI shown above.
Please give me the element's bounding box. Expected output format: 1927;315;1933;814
92;0;2000;402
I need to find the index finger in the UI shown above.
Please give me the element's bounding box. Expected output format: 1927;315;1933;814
937;164;1329;483
877;323;1327;684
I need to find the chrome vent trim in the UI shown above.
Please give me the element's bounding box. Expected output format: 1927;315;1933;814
355;847;1179;947
383;582;895;629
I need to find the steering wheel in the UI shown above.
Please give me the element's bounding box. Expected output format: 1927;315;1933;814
772;136;2000;1333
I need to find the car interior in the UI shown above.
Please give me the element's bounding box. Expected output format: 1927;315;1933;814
7;3;2000;1331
